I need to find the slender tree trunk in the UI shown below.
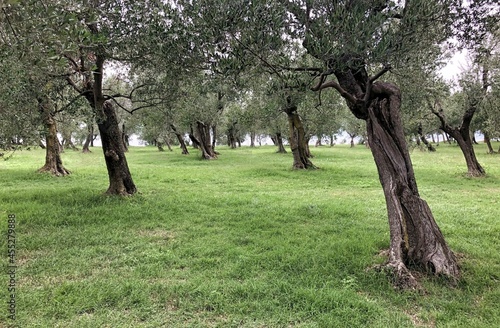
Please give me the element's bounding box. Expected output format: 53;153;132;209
195;121;217;159
165;136;173;152
82;124;93;153
189;125;200;149
228;122;238;149
38;140;46;149
121;123;129;152
170;124;189;155
157;141;165;151
349;134;355;148
250;131;256;147
211;125;217;150
37;97;70;176
430;103;485;177
284;104;316;169
484;132;495;154
330;134;335;147
275;132;287;153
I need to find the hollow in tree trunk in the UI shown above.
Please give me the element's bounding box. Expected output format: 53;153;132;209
37;97;70;176
284;104;316;169
97;101;137;195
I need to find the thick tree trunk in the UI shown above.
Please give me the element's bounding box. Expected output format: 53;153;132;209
311;59;459;286
37;97;70;176
275;132;287;153
454;133;485;177
284;105;316;169
97;101;137;195
484;132;495;154
170;124;189;155
195;121;217;159
157;141;165;152
365;83;458;288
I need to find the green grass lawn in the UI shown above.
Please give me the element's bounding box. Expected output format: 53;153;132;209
1;142;499;327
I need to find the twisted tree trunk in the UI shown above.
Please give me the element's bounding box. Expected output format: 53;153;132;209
170;124;189;155
37;97;70;176
311;62;459;288
284;104;316;169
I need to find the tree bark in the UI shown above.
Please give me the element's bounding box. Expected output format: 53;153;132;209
122;123;129;152
284;104;316;169
275;132;287;153
430;102;485;177
97;101;137;195
37;97;70;176
170;124;189;154
365;83;458;288
82;124;93;153
310;60;459;287
195;121;217;159
189;125;200;149
250;131;256;147
484;131;495;154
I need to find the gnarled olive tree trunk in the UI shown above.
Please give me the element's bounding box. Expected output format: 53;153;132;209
170;124;189;155
97;101;137;195
195;121;217;159
284;104;316;169
366;83;458;288
275;132;287;153
37;97;70;176
312;62;459;288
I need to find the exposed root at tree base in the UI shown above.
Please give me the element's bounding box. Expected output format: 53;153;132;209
369;249;460;291
37;166;71;177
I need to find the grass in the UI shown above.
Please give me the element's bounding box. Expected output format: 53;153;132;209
0;142;499;327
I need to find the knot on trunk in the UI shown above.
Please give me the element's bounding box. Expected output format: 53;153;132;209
105;150;120;161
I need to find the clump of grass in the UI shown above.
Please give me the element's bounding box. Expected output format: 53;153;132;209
1;143;499;327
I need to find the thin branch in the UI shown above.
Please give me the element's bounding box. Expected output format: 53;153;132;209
66;77;83;94
232;34;283;79
312;80;359;104
364;65;392;103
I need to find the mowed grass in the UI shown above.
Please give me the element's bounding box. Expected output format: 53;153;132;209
0;142;499;327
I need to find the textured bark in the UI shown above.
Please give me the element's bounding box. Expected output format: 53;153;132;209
122;123;129;152
97;102;137;195
365;83;458;288
430;102;485;177
195;121;217;159
284;105;316;169
227;121;238;149
37;97;70;176
309;59;460;287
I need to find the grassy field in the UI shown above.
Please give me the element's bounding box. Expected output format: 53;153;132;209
0;142;499;327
